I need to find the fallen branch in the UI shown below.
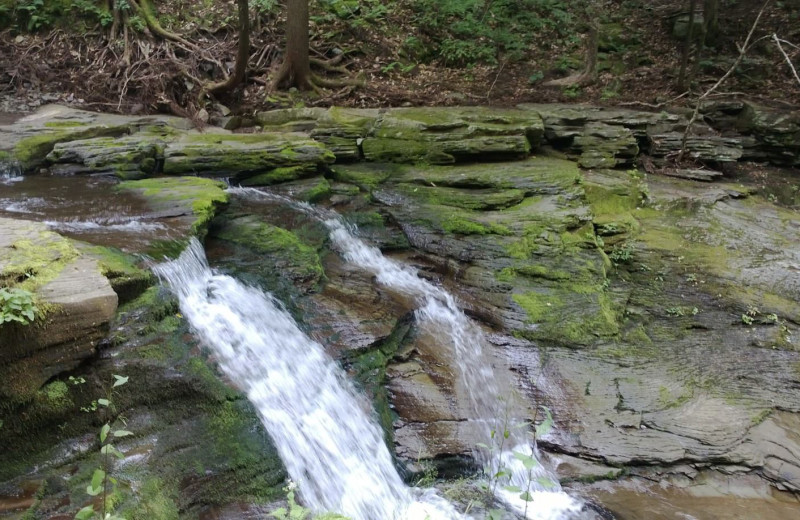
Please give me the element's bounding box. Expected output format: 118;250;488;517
773;34;800;86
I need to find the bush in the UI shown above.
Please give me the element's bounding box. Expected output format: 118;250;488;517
411;0;577;66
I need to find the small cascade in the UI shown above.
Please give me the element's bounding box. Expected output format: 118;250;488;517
228;187;584;519
0;159;22;184
154;240;463;520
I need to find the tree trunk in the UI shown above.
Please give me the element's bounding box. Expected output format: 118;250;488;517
678;0;698;91
205;0;250;96
274;0;313;90
703;0;719;44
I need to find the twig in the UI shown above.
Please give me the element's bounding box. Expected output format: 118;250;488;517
486;60;506;100
679;0;771;161
619;91;690;108
773;34;800;86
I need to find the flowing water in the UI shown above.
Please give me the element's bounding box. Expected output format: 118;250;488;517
154;239;463;520
228;187;584;520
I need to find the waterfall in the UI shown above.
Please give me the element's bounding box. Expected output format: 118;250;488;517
228;187;584;519
323;219;582;520
0;159;22;184
154;240;462;520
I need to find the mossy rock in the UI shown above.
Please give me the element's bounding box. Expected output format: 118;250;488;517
211;215;324;288
116;176;230;241
162;132;335;179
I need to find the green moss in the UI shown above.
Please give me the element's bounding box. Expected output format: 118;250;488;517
13;125;127;171
117;177;229;237
331;163;403;189
214;218;323;284
442;216;512;236
1;231;80;294
43;121;86;128
240;166;314;186
124;478;179;520
305;178;332;202
513;284;619;346
79;244;152;303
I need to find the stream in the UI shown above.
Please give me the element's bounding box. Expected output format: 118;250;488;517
2;101;800;520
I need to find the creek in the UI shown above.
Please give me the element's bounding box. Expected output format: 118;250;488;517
1;105;799;520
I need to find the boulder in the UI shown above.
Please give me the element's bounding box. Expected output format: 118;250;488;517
0;218;118;402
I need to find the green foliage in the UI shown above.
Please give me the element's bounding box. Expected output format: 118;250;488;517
0;287;38;325
3;0;113;32
412;0;576;66
75;374;131;520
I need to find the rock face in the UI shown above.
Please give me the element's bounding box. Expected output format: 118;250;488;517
0;218;118;402
2;103;800;517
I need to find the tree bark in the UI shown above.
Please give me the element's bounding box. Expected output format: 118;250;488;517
204;0;250;96
703;0;719;44
274;0;313;90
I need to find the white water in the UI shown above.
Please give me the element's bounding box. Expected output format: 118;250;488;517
43;219;165;233
229;187;583;519
154;240;463;520
0;160;22;184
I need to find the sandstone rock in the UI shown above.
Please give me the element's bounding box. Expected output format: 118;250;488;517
0;218;118;402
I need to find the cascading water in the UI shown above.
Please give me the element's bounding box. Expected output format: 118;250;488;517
0;159;22;184
229;187;584;520
154;239;463;520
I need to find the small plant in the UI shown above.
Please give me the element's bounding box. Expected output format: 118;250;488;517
666;307;685;317
0;287;38;325
741;313;754;325
270;480;349;520
75;375;132;520
609;243;634;264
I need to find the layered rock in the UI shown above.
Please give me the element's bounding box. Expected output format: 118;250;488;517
0;218;118;402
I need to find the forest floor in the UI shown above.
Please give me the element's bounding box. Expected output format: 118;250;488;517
0;0;798;116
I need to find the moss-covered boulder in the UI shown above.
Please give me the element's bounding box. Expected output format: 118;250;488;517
116;177;229;242
362;107;543;164
257;106;380;162
0;104;182;172
161;132;335;180
0;218;118;402
46;134;167;179
210;215;324;288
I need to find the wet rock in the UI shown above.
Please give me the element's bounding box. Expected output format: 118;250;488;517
162;132;335;180
46;135;166;179
210;214;323;288
661;168;724;182
648;132;743;163
0;104;183;172
736;103;800;166
363;107;543;164
116;176;229;243
574;123;639;168
0;218;118;402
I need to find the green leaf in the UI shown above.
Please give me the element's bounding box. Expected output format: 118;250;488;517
519;490;533;501
535;407;554;438
98;398;110;407
100;423;110;442
475;442;490;449
503;429;510;439
91;468;106;491
112;375;129;388
75;505;95;519
270;507;288;518
113;430;133;438
535;476;556;489
503;485;522;493
512;451;538;469
86;483;102;496
101;444;125;459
